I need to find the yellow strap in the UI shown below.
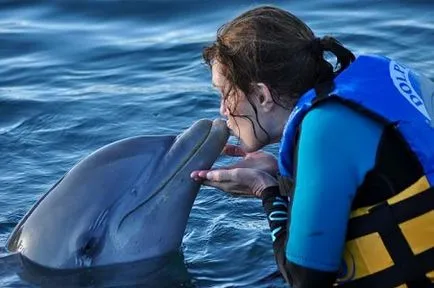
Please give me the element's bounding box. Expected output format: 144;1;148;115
350;176;430;218
426;270;434;282
340;233;393;281
399;210;434;255
387;176;430;205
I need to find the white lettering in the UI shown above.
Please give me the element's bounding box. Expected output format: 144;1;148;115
389;61;431;121
410;94;423;106
399;82;412;94
394;64;405;75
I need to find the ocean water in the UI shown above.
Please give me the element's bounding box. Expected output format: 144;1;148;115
0;1;433;287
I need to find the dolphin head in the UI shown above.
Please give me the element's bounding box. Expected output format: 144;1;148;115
7;119;229;269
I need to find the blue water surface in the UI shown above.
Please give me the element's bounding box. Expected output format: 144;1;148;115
0;1;433;287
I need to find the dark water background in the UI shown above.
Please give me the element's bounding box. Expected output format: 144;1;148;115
0;1;433;287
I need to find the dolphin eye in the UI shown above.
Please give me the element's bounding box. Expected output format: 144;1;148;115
76;233;102;266
81;237;98;256
75;211;108;266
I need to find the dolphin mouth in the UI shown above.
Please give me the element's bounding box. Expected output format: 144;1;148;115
117;119;227;229
169;119;228;177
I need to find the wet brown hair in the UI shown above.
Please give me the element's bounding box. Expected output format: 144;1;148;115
203;6;355;141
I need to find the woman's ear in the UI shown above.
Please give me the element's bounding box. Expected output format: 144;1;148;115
256;83;274;112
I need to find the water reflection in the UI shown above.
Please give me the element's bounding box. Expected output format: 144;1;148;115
0;251;194;287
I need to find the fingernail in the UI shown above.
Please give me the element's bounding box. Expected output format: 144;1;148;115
206;172;214;180
198;171;207;178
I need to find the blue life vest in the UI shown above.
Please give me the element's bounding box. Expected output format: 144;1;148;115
277;54;434;286
278;54;434;185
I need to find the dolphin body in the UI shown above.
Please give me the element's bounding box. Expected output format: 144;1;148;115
6;119;229;270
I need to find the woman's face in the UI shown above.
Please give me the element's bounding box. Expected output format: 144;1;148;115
211;61;269;152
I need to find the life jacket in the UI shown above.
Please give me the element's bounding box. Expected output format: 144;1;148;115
277;54;434;287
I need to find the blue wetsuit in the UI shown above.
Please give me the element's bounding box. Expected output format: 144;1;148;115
262;100;383;285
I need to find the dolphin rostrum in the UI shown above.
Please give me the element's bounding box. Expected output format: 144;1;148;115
6;118;229;269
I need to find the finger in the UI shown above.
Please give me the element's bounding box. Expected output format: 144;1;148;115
192;168;235;182
190;170;205;181
222;144;246;157
206;170;233;182
202;180;255;197
190;170;211;179
190;171;200;178
201;180;227;190
191;170;211;183
191;176;203;183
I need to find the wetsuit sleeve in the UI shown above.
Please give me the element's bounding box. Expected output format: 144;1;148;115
262;101;383;287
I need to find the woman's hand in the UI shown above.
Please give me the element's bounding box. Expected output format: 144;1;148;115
192;168;277;197
220;144;278;176
190;144;279;197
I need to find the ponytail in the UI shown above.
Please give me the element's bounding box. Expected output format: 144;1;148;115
307;35;355;86
320;36;355;75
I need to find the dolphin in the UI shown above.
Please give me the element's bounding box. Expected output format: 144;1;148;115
6;118;229;269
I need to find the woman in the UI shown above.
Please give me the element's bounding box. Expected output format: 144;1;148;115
190;6;434;288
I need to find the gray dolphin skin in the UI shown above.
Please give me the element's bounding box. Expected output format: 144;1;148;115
6;118;229;269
